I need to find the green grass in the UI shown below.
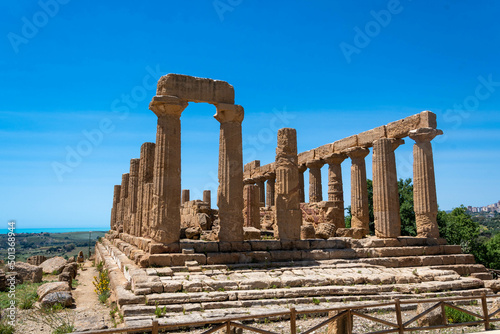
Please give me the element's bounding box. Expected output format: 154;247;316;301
0;282;42;310
445;306;478;324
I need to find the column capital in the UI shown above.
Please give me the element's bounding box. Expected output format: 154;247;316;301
373;138;405;151
345;146;370;159
298;164;307;173
264;172;276;180
243;178;255;185
305;159;324;169
409;128;443;143
214;103;244;123
254;175;267;183
149;95;188;117
323;153;347;165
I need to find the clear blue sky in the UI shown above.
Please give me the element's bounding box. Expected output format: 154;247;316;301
1;1;499;229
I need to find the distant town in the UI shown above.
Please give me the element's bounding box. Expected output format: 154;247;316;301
468;200;500;214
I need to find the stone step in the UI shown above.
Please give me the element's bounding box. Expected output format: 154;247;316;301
122;287;492;328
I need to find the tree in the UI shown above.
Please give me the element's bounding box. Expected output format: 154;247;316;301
398;178;416;236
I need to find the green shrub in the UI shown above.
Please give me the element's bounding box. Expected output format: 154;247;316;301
445;306;477;324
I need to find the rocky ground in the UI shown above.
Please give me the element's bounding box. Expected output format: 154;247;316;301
10;260;115;333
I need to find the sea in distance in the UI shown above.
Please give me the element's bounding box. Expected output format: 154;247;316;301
0;227;108;235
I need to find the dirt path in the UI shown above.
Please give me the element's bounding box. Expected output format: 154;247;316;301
73;260;102;309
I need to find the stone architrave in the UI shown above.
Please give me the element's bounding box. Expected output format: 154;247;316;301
137;142;155;237
372;138;404;238
203;190;211;208
323;153;347;228
265;172;276;207
119;173;130;234
274;128;302;240
306;159;324;203
254;175;266;206
243;184;260;229
409;127;443;238
110;185;121;231
127;159;140;236
345;147;370;235
298;164;307;203
149;95;189;244
214;103;245;242
181;189;190;205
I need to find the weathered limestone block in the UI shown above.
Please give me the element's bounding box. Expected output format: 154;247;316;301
40;256;67;274
137;142;155;237
37;281;71;301
315;223;337;239
58;272;72;288
149;95;188;244
345;147;370;236
244;160;260;173
358;125;387;147
41;291;73;307
416;303;444;327
214;103;245;242
243;227;261;240
333;135;357;152
13;262;42;283
77;251;84;263
243;184;260;229
372;138;404;238
156;74;235;105
127;158;140;235
203;190;211;208
324;153;347;229
386;114;421;138
419;110;437;129
306;159;324;203
27;255;46;266
409;127;443;238
301;224;316;239
274;128;302;240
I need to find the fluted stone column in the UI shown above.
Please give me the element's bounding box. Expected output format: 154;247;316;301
298;164;307;203
214;103;245;242
254;176;266;206
409;127;443;238
372;138;404;238
346;147;370;235
244;184;260;229
149;95;188;244
203;190;211;208
111;185;121;231
306;159;324;203
274;128;302;240
127;159;140;236
324;153;347;228
265;172;276;207
137;142;155;237
181;189;190;205
142;183;154;237
118;173;130;234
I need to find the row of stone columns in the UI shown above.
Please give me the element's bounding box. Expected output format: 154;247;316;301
242;127;442;239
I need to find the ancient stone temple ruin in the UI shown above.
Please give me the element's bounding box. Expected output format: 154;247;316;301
98;74;495;328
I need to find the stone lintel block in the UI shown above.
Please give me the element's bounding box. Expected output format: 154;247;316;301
314;144;333;160
244;160;260;173
206;253;240;265
269;250;302;262
357;125;387;148
297;150;315;166
249;240;282;251
386;114;421;138
419;110;437;129
333;135;358;152
156;74;235;105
